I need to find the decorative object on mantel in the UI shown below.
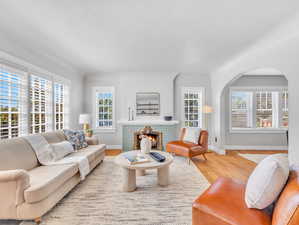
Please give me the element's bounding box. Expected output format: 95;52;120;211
136;92;160;116
79;114;91;135
164;115;173;121
128;107;135;121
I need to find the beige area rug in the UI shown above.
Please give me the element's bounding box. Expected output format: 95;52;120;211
19;156;209;225
239;153;288;164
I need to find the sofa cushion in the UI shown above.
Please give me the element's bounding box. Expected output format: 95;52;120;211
51;141;74;161
68;144;106;163
0;137;38;170
245;154;289;209
63;130;88;150
193;177;271;225
41;131;66;144
25;164;78;203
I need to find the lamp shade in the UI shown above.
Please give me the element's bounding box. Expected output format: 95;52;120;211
79;114;91;124
203;105;213;114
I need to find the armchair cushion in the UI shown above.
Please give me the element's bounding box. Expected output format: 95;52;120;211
192;177;271;225
167;141;206;158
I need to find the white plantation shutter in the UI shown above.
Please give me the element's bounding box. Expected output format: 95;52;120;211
231;91;252;129
54;82;70;130
0;64;28;139
30;75;53;133
231;88;288;130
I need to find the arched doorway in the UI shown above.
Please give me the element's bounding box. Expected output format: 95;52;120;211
218;68;288;155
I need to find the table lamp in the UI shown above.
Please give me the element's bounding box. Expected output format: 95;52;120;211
79;114;91;131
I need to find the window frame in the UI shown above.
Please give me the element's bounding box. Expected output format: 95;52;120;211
0;61;71;139
93;86;116;133
229;86;288;133
181;87;205;129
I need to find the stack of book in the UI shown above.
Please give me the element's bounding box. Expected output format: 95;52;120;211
123;152;151;165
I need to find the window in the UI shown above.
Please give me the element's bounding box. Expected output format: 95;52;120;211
0;64;28;139
54;82;69;130
29;75;53;134
94;87;115;130
231;91;252;128
182;87;204;128
0;62;70;139
281;91;288;127
230;88;288;132
256;91;273;128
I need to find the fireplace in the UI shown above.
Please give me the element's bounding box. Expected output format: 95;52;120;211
133;126;163;150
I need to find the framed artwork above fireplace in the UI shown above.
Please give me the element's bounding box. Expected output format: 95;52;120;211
136;92;160;116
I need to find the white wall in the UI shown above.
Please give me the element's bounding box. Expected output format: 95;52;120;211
84;72;212;146
211;13;299;167
84;72;177;146
0;39;84;129
223;75;288;147
174;73;212;133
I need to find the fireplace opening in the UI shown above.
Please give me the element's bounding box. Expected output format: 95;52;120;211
133;126;163;150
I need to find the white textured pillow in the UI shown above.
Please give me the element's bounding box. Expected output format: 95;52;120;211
51;141;74;161
183;128;201;144
245;154;289;209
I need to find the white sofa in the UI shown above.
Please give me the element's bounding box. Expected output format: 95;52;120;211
0;131;106;223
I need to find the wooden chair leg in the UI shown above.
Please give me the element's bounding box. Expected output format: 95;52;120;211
34;217;42;224
202;154;207;161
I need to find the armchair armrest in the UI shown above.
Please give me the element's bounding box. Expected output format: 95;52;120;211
0;170;30;206
86;136;99;145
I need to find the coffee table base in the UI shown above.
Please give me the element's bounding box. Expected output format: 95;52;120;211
122;166;170;192
122;168;136;192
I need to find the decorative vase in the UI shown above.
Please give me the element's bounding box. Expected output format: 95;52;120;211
140;136;151;154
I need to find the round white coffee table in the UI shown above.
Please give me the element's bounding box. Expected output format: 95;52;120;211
114;150;174;192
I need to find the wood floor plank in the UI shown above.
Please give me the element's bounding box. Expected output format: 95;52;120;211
105;149;286;184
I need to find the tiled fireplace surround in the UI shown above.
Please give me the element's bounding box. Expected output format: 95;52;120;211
118;120;179;152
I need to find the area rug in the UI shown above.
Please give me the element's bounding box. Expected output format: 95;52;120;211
21;156;209;225
239;153;288;164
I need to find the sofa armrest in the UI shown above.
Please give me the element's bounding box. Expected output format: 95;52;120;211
0;170;30;206
86;136;99;145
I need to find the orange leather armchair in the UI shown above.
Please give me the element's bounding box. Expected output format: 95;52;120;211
192;169;299;225
166;128;208;160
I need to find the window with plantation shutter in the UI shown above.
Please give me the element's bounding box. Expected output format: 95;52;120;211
29;75;53;134
231;91;252;128
182;87;204;128
281;91;288;128
230;88;288;132
0;64;28;139
256;91;273;128
54;82;69;130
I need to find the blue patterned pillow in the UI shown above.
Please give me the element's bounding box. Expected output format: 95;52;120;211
63;129;88;150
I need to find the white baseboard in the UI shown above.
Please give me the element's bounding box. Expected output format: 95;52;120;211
225;145;288;151
106;145;122;149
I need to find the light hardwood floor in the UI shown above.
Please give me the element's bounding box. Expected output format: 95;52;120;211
105;149;288;184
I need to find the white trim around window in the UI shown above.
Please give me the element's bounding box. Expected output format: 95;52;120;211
93;86;116;133
229;86;288;133
181;87;205;128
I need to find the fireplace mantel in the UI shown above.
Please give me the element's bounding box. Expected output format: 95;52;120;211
117;119;179;126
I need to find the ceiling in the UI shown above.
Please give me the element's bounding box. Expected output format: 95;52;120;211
0;0;298;75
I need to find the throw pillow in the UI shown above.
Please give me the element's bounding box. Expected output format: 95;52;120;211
183;128;201;144
63;129;88;150
245;154;289;209
51;141;74;161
